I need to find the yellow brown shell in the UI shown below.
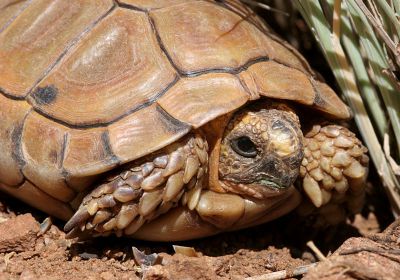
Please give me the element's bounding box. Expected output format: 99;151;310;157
0;0;350;220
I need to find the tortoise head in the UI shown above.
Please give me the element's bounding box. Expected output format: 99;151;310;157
217;102;304;199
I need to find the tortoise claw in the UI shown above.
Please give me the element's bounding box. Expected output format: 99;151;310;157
64;206;90;232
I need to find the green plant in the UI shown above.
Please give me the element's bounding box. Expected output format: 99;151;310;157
244;0;400;215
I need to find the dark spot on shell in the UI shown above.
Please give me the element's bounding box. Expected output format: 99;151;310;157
31;85;58;105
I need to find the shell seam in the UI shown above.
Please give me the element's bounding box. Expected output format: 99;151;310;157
147;13;183;76
30;74;180;130
214;0;314;75
27;56;316;129
0;0;33;34
101;131;122;165
115;1;146;12
0;88;25;100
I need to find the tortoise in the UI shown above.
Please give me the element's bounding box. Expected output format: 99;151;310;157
0;0;369;241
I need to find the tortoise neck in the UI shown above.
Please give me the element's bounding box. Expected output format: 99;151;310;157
199;113;233;194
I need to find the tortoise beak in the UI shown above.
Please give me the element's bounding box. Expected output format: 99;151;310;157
253;155;299;190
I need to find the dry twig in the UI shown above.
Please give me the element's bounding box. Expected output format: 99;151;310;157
307;240;327;261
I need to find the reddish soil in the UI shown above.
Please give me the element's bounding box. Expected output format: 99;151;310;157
0;187;397;280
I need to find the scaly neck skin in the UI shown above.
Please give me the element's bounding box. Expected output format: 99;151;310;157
199;113;232;194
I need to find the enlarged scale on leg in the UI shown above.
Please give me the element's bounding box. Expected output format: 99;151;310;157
64;134;208;237
298;124;369;226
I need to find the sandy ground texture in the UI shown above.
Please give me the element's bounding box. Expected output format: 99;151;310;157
0;190;396;280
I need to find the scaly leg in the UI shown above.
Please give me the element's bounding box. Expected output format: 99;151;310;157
64;133;209;238
296;123;369;227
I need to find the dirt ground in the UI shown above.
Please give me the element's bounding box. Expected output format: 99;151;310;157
0;184;397;280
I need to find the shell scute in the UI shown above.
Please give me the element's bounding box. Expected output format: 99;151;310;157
312;80;351;119
63;129;119;178
158;73;249;128
0;0;113;98
240;61;315;105
28;8;177;126
0;95;30;186
150;1;269;74
109;104;190;163
261;35;312;74
21;112;74;202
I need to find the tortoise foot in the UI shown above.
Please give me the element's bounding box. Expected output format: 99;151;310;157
297;123;369;226
64;134;208;238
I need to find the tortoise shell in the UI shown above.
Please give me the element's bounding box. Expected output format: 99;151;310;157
0;0;350;220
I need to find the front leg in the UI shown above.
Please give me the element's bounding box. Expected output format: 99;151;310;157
64;133;209;238
297;123;369;226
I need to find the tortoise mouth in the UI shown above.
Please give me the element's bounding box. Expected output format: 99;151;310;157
220;178;290;200
257;179;285;189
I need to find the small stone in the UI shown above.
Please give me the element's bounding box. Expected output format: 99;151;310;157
143;265;171;280
0;214;40;253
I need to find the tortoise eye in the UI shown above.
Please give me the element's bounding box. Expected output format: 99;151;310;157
231;136;258;158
